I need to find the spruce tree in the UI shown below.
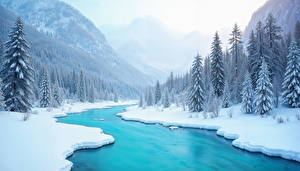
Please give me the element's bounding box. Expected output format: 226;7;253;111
254;58;273;115
264;13;282;107
188;54;204;112
1;17;34;112
229;23;242;79
52;82;62;107
78;70;85;102
40;68;51;108
210;32;225;97
282;41;300;108
147;90;153;106
222;82;230;108
163;91;170;108
242;71;254;113
88;84;95;103
247;30;258;88
154;81;161;105
0;78;6;110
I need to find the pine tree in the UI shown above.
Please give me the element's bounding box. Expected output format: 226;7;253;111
247;30;258;88
210;32;225;97
71;70;78;95
282;41;300;108
242;71;254;113
154;81;161;105
88;84;95;103
78;71;85;102
188;54;204;112
147;90;153;106
52;83;62;107
254;58;273;115
1;17;34;112
40;68;51;108
167;72;174;92
229;23;243;79
250;21;271;89
222;82;230;108
163;91;170;108
0;78;6;110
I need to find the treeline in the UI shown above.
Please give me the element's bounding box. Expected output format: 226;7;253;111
140;13;300;115
0;17;126;113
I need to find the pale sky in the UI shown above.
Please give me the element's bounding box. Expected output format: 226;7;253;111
61;0;268;34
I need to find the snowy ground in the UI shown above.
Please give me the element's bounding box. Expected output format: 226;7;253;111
119;104;300;162
0;100;135;171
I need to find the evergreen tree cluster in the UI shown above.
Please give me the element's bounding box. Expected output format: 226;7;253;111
0;17;126;112
140;14;300;117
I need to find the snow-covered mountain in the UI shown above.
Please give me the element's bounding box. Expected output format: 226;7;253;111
101;16;211;74
0;0;154;87
244;0;300;40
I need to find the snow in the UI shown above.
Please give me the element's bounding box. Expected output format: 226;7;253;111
0;100;135;171
119;104;300;162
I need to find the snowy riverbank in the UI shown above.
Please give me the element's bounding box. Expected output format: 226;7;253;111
0;101;135;171
119;105;300;162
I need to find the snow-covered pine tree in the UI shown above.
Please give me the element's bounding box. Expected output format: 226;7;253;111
147;90;153;106
88;84;95;103
78;70;85;102
210;32;225;97
1;17;34;112
229;23;243;79
203;55;211;97
40;68;51;108
228;23;245;103
254;58;273;115
247;30;258;88
264;13;283;108
242;71;254;113
187;54;204;112
163;91;170;108
0;78;6;110
251;21;271;90
282;41;300;108
167;72;174;92
222;81;230;108
52;82;62;107
154;81;161;105
71;70;78;96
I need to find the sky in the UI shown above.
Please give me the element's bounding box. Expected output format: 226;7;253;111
62;0;268;34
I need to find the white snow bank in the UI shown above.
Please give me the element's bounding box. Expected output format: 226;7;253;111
119;104;300;162
0;100;135;171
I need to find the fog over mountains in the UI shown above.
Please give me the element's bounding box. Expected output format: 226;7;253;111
101;16;211;74
0;0;155;89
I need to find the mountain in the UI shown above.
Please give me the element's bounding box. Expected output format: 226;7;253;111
244;0;300;40
101;16;210;75
0;0;153;88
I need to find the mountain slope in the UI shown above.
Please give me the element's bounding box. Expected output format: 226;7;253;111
244;0;300;40
101;16;210;74
0;0;153;87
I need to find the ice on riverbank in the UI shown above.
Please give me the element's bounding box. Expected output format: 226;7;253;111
119;104;300;162
0;101;135;171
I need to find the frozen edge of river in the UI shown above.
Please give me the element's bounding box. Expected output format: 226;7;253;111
60;134;115;171
117;113;300;163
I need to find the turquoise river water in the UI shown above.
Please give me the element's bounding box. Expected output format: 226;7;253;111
57;105;300;171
